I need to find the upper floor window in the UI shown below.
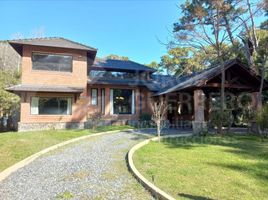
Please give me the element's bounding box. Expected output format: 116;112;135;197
89;70;138;80
32;53;73;72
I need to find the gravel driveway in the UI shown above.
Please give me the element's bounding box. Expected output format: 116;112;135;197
0;131;152;200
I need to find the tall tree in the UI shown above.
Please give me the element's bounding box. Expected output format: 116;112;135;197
173;0;240;134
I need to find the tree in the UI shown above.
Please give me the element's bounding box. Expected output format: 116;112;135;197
150;98;169;142
106;54;129;60
146;61;164;74
0;70;20;118
173;0;241;134
170;0;267;134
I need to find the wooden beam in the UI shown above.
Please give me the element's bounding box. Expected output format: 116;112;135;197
203;83;255;89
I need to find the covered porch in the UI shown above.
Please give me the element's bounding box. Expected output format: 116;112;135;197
155;59;267;133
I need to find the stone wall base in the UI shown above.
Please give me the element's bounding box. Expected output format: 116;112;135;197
18;122;85;132
18;119;139;132
84;119;138;129
192;121;207;135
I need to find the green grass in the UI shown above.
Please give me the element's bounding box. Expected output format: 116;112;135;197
0;125;132;172
134;135;268;200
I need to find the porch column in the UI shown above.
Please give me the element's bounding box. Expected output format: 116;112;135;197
251;92;259;110
192;89;206;134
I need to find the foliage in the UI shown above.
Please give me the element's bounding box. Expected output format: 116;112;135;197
0;70;20;116
139;113;152;121
256;103;268;137
106;54;129;60
210;110;233;132
87;112;103;130
159;47;208;75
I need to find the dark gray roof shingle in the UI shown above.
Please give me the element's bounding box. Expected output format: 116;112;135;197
6;84;84;93
92;58;156;72
8;37;97;52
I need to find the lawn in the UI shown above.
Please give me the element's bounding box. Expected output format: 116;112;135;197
0;125;132;172
134;135;268;200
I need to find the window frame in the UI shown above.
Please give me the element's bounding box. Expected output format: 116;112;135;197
101;88;105;114
30;96;73;115
91;88;98;106
31;52;73;73
110;88;135;115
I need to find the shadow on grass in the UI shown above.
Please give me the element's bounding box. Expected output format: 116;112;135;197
161;134;268;183
206;161;268;182
161;135;268;160
178;193;215;200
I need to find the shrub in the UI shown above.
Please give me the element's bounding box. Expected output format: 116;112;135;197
139;113;152;121
210;110;233;133
87;112;103;130
256;104;268;137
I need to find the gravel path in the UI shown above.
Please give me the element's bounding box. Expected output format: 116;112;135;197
0;131;152;200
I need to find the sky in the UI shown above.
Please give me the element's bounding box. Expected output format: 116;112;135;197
0;0;180;64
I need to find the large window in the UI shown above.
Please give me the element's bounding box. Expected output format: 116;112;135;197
110;89;135;114
89;70;138;80
32;53;72;72
31;97;72;115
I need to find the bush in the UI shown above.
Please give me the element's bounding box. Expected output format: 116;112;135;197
138;113;153;128
256;104;268;135
87;112;103;130
210;110;233;133
139;113;152;121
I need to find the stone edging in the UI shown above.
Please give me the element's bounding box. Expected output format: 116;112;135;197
127;133;192;200
0;129;133;182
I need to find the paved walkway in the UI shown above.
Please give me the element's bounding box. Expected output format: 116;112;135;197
0;131;152;200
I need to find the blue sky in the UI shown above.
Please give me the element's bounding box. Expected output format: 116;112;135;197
0;0;179;64
0;0;266;64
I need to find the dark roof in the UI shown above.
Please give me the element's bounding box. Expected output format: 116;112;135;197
6;84;84;93
88;75;181;91
8;37;97;52
88;78;155;88
155;59;263;95
91;58;156;72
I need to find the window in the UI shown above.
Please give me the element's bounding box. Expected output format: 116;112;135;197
110;89;135;114
32;53;72;72
91;88;98;105
101;89;105;114
31;97;72;115
89;70;138;80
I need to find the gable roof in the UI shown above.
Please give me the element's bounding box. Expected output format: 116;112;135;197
7;37;97;52
91;58;156;72
155;59;264;96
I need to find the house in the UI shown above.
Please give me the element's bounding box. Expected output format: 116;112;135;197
5;37;267;132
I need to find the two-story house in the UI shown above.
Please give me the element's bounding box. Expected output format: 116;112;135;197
5;37;266;133
6;37;160;131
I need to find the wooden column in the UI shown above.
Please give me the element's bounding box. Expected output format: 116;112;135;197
194;89;205;122
193;89;206;134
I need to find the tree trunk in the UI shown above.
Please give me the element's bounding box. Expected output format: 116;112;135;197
257;57;267;138
157;121;161;143
220;56;225;135
224;15;235;46
246;0;258;51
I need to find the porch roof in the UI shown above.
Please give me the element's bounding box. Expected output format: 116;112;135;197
6;84;84;93
154;59;267;96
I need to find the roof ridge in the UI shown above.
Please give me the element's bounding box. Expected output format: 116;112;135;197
58;37;97;51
